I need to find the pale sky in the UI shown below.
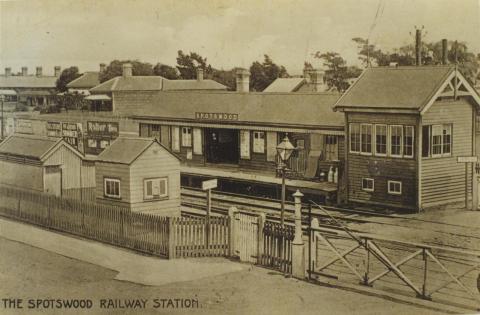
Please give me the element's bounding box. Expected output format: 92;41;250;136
1;0;479;75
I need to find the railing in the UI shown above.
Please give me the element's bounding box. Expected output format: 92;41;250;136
260;221;295;274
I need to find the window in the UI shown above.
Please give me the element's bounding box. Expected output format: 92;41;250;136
422;125;430;157
172;126;180;152
144;178;168;200
87;139;97;148
390;125;403;157
360;124;372;154
104;178;120;199
253;131;265;153
375;125;387;156
432;125;443;156
151;124;161;139
404;126;414;158
350;123;360;153
193;128;202;155
181;127;192;147
240;130;250;159
99;140;110;149
362;178;374;192
388;180;402;195
442;125;452;155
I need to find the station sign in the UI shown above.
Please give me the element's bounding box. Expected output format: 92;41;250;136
457;156;478;163
195;112;239;121
202;179;218;191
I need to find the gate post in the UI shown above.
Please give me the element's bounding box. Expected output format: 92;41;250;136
291;190;305;279
257;213;266;265
228;207;237;258
309;218;319;277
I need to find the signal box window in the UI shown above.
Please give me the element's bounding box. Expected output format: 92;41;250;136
375;125;387;156
362;178;374;192
388;180;402;195
350;123;360;153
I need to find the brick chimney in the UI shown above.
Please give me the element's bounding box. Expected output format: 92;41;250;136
5;68;11;77
21;67;28;76
100;63;106;73
36;66;43;77
54;66;61;77
415;29;422;66
197;68;204;81
235;68;250;93
309;69;325;92
442;39;448;65
122;63;132;78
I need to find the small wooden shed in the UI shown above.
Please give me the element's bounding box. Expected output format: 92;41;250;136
95;137;181;216
0;134;96;197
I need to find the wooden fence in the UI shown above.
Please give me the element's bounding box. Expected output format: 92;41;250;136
259;221;294;274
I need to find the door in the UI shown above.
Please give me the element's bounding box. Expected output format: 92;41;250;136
233;212;259;263
44;166;62;196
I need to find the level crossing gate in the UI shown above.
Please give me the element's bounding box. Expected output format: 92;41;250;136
231;211;262;264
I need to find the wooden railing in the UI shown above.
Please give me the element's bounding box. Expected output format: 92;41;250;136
260;221;295;274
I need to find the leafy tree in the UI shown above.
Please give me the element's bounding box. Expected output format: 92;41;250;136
153;63;180;79
176;50;213;79
212;69;236;91
99;60;154;83
313;51;362;92
56;67;81;92
249;55;289;92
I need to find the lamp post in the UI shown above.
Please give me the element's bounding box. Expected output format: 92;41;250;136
276;135;295;226
0;94;5;140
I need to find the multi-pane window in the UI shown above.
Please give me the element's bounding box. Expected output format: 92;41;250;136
432;125;443;156
442;125;452;155
349;123;361;153
390;125;403;157
388;180;402;195
362;178;374;192
253;131;265;153
375;125;387;155
360;124;372;154
104;178;120;199
144;178;168;200
422;124;452;158
181;127;192;147
172;126;180;152
404;126;414;158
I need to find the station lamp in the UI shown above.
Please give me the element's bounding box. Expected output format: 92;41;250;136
276;135;295;226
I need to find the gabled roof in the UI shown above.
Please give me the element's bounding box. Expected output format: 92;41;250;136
334;66;456;112
0;134;83;161
0;75;57;88
67;72;100;89
90;76;227;93
96;137;180;165
115;90;344;129
263;78;306;92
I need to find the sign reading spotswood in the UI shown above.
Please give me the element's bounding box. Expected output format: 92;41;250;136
195;112;238;121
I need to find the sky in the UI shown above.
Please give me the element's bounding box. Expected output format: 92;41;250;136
1;0;479;76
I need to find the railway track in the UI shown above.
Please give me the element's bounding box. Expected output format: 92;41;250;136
180;186;480;252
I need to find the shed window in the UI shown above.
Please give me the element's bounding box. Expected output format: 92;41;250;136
390;125;403;157
144;178;168;200
172;126;180;152
404;126;414;158
349;123;361;153
360;124;372;154
253;131;265;153
104;178;120;199
362;178;374;192
181;127;192;147
388;180;402;195
375;125;387;155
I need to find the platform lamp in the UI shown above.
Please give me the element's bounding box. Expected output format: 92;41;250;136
276;134;295;226
0;94;4;140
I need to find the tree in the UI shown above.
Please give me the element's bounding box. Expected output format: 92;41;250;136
249;55;289;92
313;51;362;92
212;69;236;91
153;63;180;79
176;50;213;79
99;60;154;83
56;67;81;92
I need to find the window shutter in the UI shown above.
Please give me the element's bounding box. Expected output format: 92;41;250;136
240;130;250;159
266;132;277;161
193;128;203;155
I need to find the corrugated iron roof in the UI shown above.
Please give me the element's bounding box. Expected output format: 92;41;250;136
67;72;100;89
334;66;454;111
263;78;306;92
0;75;57;88
96;137;156;164
0;134;59;160
162;79;227;91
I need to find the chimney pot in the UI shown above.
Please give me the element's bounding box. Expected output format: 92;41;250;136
5;68;11;77
100;63;106;73
196;68;204;81
442;39;448;65
235;68;250;93
308;69;325;92
54;66;61;77
36;66;43;77
415;29;422;66
122;63;132;78
21;67;28;76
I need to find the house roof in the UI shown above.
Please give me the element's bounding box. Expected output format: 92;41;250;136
18;90;55;96
115;90;344;129
66;72;100;89
334;66;455;111
0;134;59;160
0;75;57;88
90;76;227;93
263;78;306;92
96;137;179;164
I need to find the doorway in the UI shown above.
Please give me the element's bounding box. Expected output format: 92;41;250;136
44;166;62;196
205;128;239;164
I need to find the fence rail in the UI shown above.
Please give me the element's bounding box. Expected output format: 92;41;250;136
260;221;294;274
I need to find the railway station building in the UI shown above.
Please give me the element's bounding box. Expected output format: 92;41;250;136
335;66;480;211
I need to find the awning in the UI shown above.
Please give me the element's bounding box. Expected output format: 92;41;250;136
0;90;17;96
18;90;53;96
85;94;111;101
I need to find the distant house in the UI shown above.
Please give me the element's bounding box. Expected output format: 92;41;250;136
66;66;103;95
0;66;60;107
0;134;95;198
263;69;327;92
95;137;181;216
334;66;480;210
